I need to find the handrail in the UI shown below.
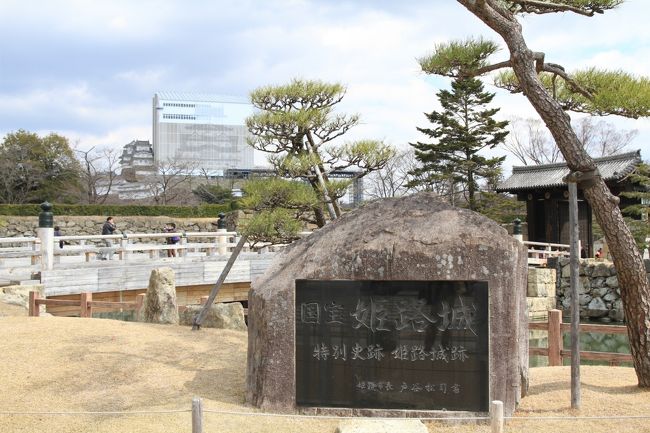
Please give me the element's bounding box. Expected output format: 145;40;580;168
529;309;632;366
524;241;571;249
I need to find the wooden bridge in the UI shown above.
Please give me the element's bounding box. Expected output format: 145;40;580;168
0;230;284;315
1;229;568;315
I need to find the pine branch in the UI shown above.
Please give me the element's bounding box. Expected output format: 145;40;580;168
506;0;623;16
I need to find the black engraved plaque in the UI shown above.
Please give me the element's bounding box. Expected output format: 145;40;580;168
295;280;489;411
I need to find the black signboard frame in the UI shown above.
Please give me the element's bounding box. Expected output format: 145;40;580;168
295;280;489;411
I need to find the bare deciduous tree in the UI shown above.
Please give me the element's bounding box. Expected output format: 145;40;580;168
145;160;197;205
75;146;120;204
505;117;637;165
365;149;418;199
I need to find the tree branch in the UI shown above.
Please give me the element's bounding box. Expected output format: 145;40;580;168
507;0;614;16
475;59;512;75
541;63;594;100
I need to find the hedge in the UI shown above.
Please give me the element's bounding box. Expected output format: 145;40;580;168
0;202;237;217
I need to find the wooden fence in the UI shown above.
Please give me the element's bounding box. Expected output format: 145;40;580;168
529;309;632;366
28;291;145;318
523;241;571;266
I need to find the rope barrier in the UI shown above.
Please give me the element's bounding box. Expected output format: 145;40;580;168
1;407;648;422
0;409;190;416
505;415;650;420
201;409;489;421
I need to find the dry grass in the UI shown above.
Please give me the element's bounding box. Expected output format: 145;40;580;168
0;315;649;433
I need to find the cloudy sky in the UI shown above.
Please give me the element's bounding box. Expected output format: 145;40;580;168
1;0;649;169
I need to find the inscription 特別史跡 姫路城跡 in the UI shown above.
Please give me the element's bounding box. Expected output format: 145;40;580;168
295;280;488;411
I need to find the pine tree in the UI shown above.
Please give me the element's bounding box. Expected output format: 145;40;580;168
621;163;650;250
427;0;650;385
408;77;508;210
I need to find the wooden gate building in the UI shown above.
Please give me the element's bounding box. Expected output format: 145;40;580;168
496;151;642;257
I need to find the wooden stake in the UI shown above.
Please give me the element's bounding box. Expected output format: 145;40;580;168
548;309;562;366
28;291;39;317
490;400;504;433
568;181;581;409
192;397;203;433
192;235;248;330
80;292;92;318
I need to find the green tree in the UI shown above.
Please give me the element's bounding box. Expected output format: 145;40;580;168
621;163;650;251
429;1;650;385
472;191;526;225
246;79;395;227
0;130;81;204
408;77;508;210
192;184;233;204
238;178;319;245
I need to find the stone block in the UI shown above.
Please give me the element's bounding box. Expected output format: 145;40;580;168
592;262;613;278
578;277;591;295
605;275;618;288
336;419;427;433
2;284;44;309
527;268;556;285
578;294;592;306
609;299;625;322
526;296;556;314
586;297;608;318
603;291;618;302
527;282;556;298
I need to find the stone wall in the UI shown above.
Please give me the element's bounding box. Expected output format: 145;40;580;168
0;215;222;238
526;268;556;320
555;258;624;323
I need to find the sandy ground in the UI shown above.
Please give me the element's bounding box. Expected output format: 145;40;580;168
0;313;649;433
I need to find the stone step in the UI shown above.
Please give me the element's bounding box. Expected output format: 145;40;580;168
9;279;41;286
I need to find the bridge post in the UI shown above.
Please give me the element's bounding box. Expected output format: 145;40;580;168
217;213;227;255
180;233;188;258
512;218;523;243
120;234;129;261
38;202;54;271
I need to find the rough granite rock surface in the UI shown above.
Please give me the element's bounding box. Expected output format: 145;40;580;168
246;193;528;417
143;267;179;325
179;303;247;331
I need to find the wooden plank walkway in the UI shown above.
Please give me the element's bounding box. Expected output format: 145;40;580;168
39;252;277;297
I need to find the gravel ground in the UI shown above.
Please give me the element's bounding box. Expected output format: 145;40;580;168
0;314;649;433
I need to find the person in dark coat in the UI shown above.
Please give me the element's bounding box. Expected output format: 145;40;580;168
100;217;117;260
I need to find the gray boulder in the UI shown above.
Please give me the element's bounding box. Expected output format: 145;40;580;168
143;267;178;324
180;303;246;331
246;192;528;416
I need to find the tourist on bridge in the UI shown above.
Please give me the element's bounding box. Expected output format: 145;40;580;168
164;222;180;257
100;217;117;260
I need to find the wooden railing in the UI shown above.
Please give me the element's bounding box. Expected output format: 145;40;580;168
28;291;145;318
1;230;313;268
0;236;42;265
529;309;632;366
523;241;571;266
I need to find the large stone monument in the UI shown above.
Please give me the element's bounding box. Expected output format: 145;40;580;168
246;193;528;416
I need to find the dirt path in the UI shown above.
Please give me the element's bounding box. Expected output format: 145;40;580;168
0;315;648;433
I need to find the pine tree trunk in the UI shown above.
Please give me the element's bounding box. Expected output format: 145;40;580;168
460;0;650;385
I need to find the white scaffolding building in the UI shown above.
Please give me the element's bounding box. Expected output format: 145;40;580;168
152;92;254;174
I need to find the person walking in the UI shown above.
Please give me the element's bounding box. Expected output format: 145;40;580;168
100;217;117;260
164;222;180;257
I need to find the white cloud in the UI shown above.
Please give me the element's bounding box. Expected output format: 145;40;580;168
2;0;650;168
